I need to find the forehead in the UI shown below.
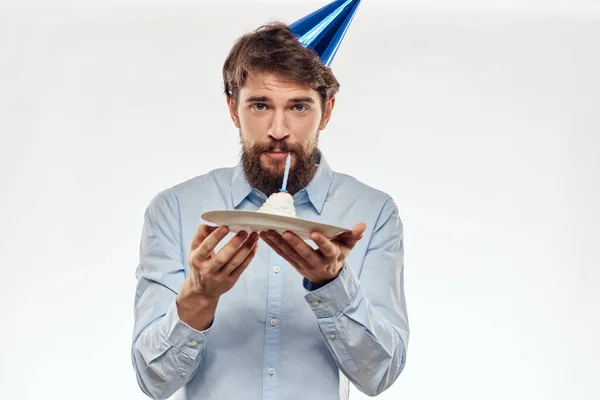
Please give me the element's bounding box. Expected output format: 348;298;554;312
240;72;318;100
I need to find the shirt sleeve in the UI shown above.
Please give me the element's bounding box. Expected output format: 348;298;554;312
304;197;410;397
131;190;212;399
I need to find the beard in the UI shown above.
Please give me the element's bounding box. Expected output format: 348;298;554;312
240;131;319;196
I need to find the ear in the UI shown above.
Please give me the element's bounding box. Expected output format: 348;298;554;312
319;96;336;131
226;96;241;128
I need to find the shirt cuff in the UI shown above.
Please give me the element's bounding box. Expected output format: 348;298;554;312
304;263;360;319
161;298;213;360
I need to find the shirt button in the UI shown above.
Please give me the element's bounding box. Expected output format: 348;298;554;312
180;372;187;377
268;367;275;375
311;300;320;307
273;265;280;273
329;333;336;340
190;340;199;347
270;318;278;326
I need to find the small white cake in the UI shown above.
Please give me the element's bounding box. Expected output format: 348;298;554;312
257;191;297;218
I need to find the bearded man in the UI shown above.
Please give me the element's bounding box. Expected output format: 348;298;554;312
132;3;409;399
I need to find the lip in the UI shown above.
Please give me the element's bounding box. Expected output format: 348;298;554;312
264;151;289;158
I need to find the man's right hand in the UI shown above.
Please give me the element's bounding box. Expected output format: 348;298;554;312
176;225;259;330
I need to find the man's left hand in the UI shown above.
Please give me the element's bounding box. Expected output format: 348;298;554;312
259;223;367;287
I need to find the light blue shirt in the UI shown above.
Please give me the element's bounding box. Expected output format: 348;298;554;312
132;152;409;400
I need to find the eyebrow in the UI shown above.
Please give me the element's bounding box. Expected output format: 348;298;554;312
245;96;315;104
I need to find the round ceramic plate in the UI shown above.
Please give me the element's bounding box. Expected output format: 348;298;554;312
201;210;350;240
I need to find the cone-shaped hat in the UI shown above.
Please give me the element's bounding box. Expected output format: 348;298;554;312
289;0;362;67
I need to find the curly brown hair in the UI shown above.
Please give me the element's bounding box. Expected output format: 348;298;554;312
222;22;340;113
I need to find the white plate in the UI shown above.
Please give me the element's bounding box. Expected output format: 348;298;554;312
201;210;350;240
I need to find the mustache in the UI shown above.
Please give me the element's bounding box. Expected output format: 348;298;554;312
253;140;297;153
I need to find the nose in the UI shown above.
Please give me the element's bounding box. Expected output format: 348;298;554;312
266;108;289;141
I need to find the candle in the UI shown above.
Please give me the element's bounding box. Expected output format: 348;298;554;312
280;152;291;192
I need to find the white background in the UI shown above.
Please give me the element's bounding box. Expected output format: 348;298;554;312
1;1;599;399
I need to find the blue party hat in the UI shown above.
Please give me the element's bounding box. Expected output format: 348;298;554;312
289;0;362;67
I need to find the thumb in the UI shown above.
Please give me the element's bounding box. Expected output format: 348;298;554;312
190;224;219;250
352;222;367;238
335;222;367;249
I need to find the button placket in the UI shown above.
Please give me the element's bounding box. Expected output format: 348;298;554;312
263;252;284;398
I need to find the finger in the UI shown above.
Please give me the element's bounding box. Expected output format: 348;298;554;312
207;230;251;269
332;223;367;250
193;225;230;261
229;241;259;280
265;231;307;267
259;234;285;258
221;232;260;275
282;231;325;265
190;224;220;251
260;232;304;269
308;232;338;258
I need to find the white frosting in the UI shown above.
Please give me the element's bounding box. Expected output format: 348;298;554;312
257;192;297;218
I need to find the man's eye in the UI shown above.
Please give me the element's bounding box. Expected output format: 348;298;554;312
293;104;308;112
252;103;267;111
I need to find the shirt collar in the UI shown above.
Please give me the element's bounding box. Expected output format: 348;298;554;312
230;150;333;214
